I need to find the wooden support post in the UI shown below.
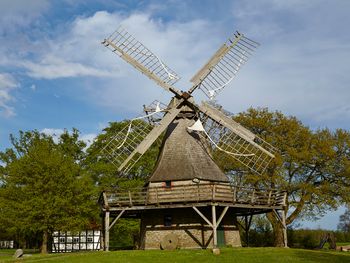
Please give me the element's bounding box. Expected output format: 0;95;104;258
156;187;159;205
193;205;230;249
104;211;110;251
244;215;253;247
212;184;216;201
193;206;213;227
212;205;217;248
216;206;229;227
282;209;288;248
197;184;200;202
267;190;272;205
233;187;236;203
109;209;126;231
183;186;185;202
283;192;287;206
245;216;249;246
128;191;133;206
251;189;255;204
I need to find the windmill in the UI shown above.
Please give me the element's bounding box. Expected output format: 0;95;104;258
101;27;276;176
99;27;286;251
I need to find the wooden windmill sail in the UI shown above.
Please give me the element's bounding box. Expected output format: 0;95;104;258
101;27;276;177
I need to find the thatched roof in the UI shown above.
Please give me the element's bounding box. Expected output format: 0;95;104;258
148;117;229;183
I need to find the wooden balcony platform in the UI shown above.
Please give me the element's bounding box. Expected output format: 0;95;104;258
99;183;286;215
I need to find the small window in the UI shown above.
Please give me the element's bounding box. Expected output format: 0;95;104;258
164;181;172;188
87;237;93;243
72;237;79;244
164;215;172;227
59;237;65;243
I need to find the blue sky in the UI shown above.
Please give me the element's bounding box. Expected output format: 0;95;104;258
1;0;349;229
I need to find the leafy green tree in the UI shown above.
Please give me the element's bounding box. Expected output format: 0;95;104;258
338;208;350;232
221;108;350;246
0;130;97;253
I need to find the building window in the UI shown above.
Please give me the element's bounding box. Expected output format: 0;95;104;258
59;237;65;243
73;237;79;244
164;215;172;227
87;237;93;243
164;180;172;188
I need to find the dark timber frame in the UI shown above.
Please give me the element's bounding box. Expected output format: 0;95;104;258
99;182;287;250
51;230;101;253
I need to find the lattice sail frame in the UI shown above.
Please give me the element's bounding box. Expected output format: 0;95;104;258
102;100;167;174
190;32;259;99
102;120;152;174
102;27;181;94
101;27;276;176
200;112;277;175
143;100;168;125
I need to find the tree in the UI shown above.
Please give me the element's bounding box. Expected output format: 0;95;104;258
222;108;350;246
0;130;97;253
338;208;350;232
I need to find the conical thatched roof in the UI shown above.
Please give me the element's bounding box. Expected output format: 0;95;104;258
148;117;229;183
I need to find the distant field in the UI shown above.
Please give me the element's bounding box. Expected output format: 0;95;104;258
1;247;350;263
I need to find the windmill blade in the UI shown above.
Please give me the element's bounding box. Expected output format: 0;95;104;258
143;100;168;125
102;27;182;97
189;32;259;99
102;119;154;170
198;102;276;175
102;100;183;173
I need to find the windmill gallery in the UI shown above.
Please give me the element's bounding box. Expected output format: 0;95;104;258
98;27;287;250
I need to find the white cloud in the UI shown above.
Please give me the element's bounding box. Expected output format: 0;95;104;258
0;0;49;33
22;56;115;79
0;73;18;117
1;1;350;131
219;0;350;130
54;11;219;113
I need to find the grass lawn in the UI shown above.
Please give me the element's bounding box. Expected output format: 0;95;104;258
0;247;349;263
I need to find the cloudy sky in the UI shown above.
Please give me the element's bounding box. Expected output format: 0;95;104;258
1;0;349;229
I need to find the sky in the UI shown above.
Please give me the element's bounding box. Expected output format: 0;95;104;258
0;0;349;230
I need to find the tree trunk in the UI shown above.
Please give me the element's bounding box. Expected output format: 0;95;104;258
41;230;48;254
267;212;285;247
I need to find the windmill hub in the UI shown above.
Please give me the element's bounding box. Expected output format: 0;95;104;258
180;91;192;100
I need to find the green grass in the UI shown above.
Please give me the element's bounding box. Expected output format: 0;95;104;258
0;248;349;263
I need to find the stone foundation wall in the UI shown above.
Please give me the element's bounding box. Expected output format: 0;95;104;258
139;207;241;249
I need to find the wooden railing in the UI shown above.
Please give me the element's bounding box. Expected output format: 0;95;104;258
103;183;286;208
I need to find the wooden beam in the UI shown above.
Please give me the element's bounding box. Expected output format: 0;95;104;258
118;104;183;171
102;192;109;208
282;209;288;248
190;44;229;87
193;206;213;227
108;209;125;231
212;205;217;248
199;102;275;158
272;209;283;226
104;211;110;251
103;39;182;97
244;215;253;246
216;206;229;227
